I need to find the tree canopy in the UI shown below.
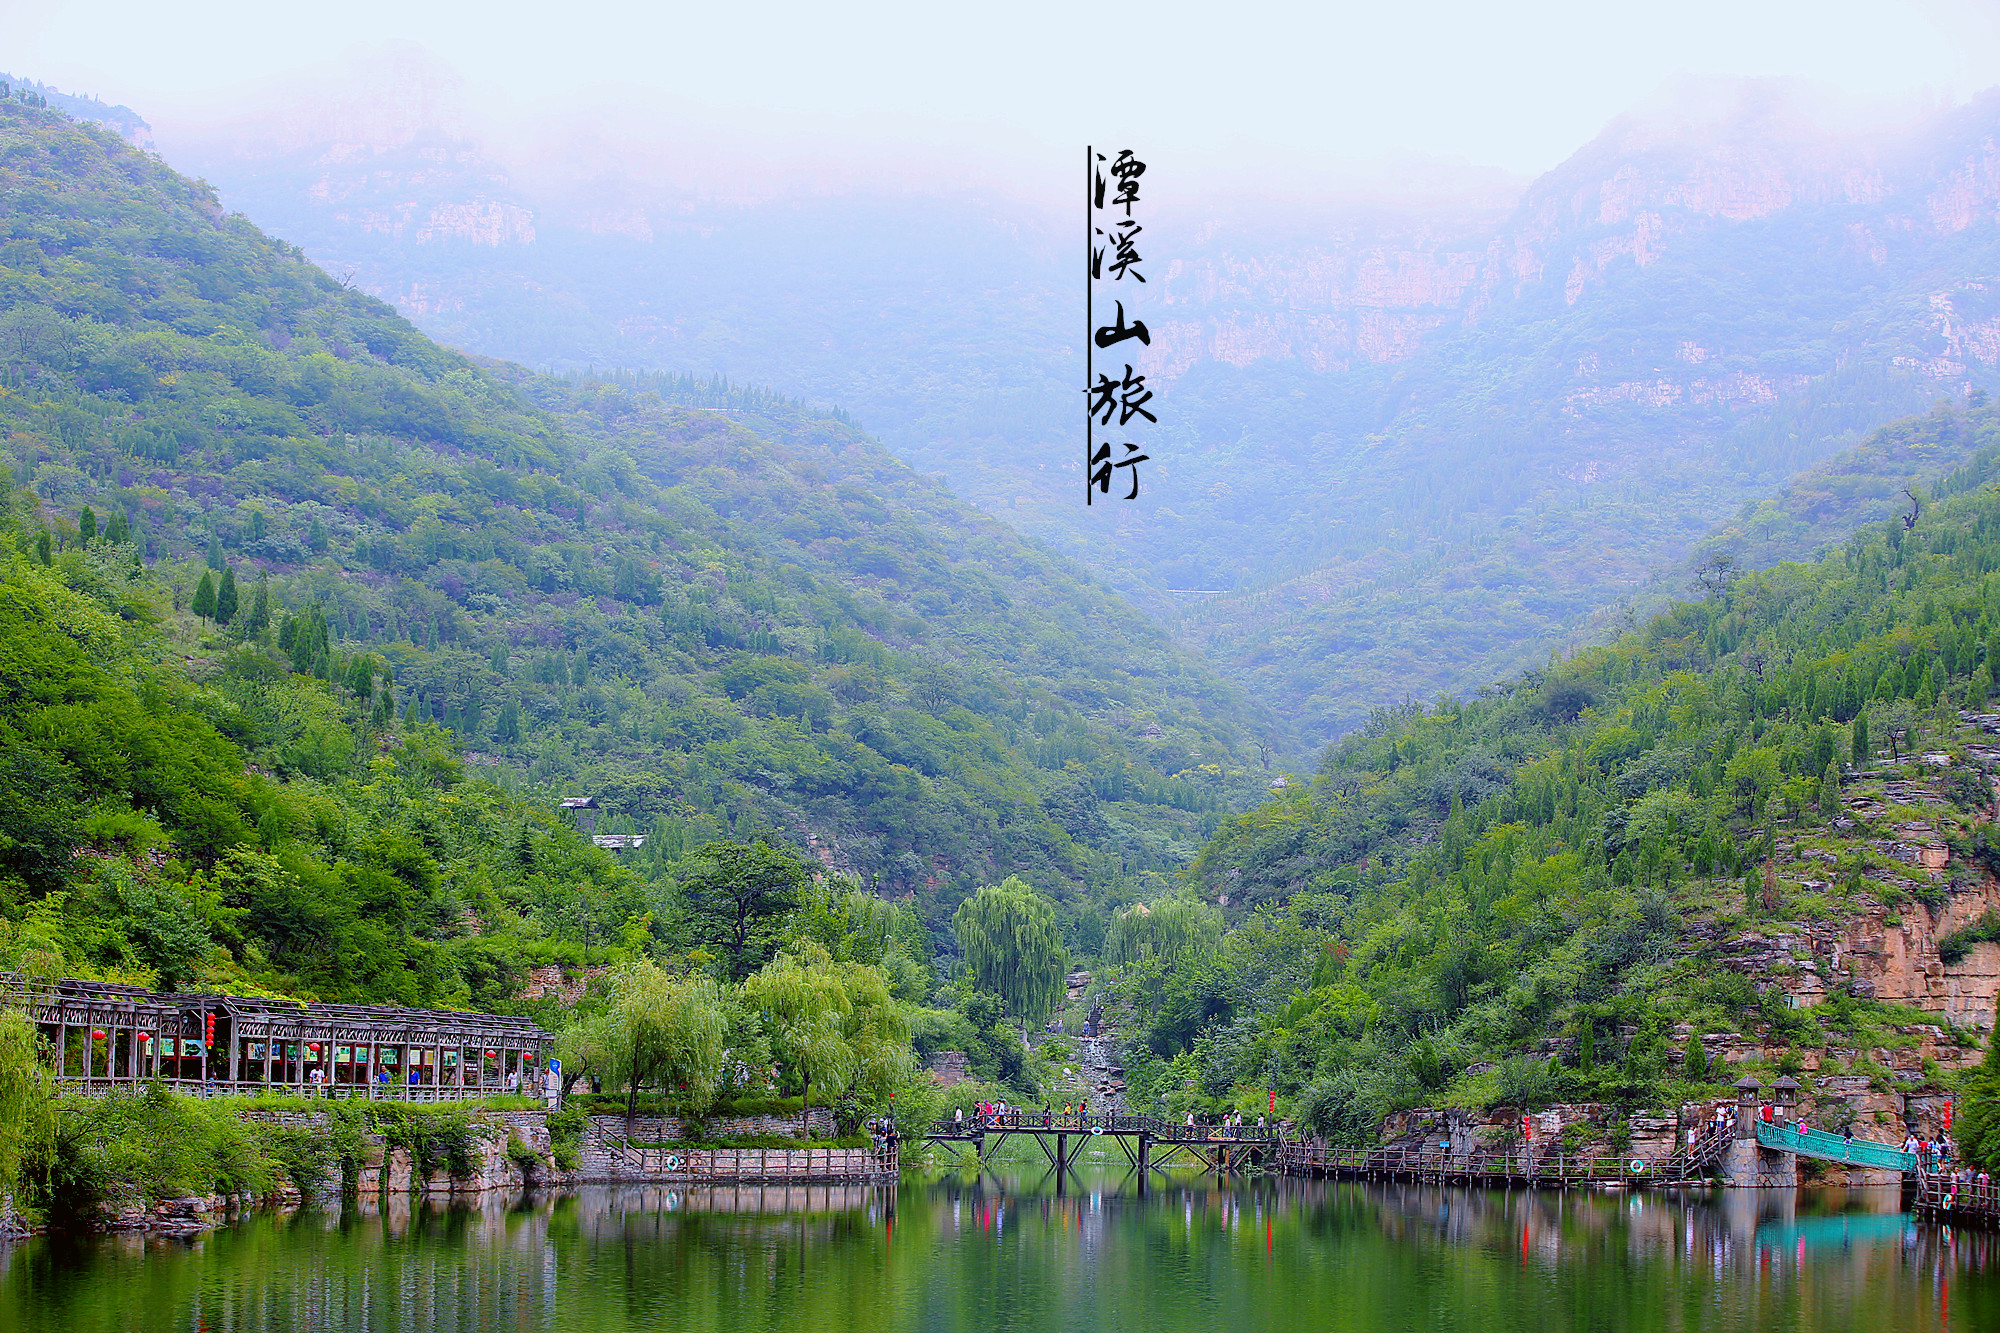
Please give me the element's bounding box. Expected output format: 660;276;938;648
677;841;808;981
952;877;1065;1028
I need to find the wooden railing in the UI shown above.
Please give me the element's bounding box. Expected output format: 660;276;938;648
1914;1169;2000;1225
598;1137;899;1183
928;1111;1283;1142
925;1112;1745;1187
1277;1135;1731;1186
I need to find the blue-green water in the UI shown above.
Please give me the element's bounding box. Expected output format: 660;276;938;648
4;1173;1995;1332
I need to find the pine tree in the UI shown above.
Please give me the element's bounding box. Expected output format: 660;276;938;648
191;571;216;621
243;577;270;636
214;566;238;625
76;506;96;544
205;537;225;572
33;531;50;565
1819;758;1841;819
1683;1032;1710;1083
105;509;129;544
1917;660;1937;710
1852;713;1869;765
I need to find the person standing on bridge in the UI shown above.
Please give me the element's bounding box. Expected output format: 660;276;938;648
954;1106;963;1131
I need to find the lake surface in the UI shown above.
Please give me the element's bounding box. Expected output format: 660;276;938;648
4;1170;1996;1333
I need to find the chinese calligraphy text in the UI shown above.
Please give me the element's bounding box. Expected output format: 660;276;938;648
1087;147;1152;504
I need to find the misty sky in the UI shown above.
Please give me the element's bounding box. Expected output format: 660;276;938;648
8;0;2000;180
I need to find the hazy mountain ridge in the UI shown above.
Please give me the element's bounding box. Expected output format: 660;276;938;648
143;62;2000;739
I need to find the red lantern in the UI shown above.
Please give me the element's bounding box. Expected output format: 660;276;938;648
138;1033;151;1043
485;1050;496;1058
205;1013;215;1046
91;1029;106;1040
308;1043;320;1053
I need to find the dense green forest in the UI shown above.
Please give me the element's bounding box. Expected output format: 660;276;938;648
0;98;1283;980
1103;405;2000;1154
10;89;2000;1179
0;99;1168;1212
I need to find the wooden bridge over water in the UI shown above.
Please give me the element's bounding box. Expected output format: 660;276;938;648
921;1112;1740;1189
924;1113;1282;1184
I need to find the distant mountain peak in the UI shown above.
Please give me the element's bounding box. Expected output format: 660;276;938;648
0;72;151;147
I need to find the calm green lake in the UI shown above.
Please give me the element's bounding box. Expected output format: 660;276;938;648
4;1171;1994;1332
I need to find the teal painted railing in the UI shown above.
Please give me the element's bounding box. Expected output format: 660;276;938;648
1755;1119;1915;1171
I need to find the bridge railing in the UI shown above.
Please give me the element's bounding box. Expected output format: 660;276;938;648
1280;1138;1746;1185
927;1111;1283;1142
1915;1168;2000;1220
1754;1120;1915;1171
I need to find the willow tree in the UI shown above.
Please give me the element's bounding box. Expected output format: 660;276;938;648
0;1011;55;1230
952;876;1064;1029
744;944;855;1136
605;961;729;1124
1104;895;1223;968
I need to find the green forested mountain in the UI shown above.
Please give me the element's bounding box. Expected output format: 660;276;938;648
1686;396;1999;580
0;95;1278;999
13;84;2000;1159
1105;405;2000;1144
165;66;2000;740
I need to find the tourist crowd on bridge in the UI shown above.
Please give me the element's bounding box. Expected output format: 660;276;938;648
949;1102;1278;1138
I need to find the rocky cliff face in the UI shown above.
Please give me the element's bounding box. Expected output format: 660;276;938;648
1151;86;2000;396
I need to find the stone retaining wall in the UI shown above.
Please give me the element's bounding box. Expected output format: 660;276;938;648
35;1103;886;1234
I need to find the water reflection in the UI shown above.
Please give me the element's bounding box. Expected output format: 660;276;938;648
3;1172;1995;1333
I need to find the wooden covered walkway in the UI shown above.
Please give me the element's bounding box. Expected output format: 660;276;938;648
10;975;552;1099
